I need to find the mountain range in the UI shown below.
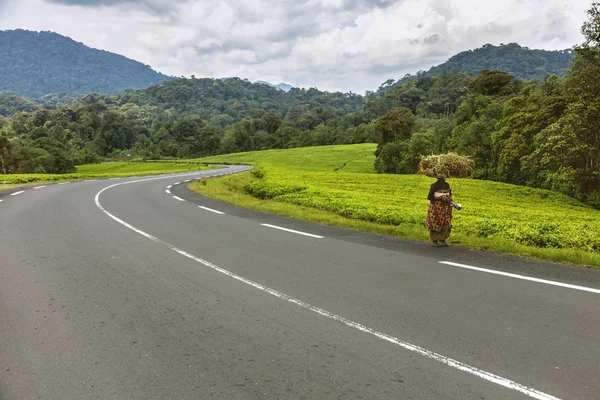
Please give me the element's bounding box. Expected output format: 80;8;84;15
0;29;172;98
0;30;576;99
379;43;574;92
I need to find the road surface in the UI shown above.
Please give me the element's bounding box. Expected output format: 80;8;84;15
1;166;599;400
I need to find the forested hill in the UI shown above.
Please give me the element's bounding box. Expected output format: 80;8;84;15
0;76;363;121
112;76;364;124
378;43;574;93
0;29;172;98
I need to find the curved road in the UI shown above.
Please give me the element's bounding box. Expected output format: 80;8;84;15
1;166;599;399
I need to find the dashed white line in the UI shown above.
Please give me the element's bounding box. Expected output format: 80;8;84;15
58;182;70;185
184;179;191;183
94;179;561;400
167;185;172;189
34;186;47;189
261;223;324;239
440;261;600;295
172;196;185;202
165;189;171;194
84;179;97;182
173;182;181;185
10;191;25;196
198;206;225;215
0;199;3;202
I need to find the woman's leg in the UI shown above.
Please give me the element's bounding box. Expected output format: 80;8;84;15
429;230;440;246
438;225;451;246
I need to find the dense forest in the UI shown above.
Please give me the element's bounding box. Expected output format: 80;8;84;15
1;3;599;210
377;43;574;94
0;92;82;116
0;77;366;174
0;30;172;98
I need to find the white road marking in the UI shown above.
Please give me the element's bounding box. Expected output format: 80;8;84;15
167;185;172;189
199;206;225;215
165;190;171;194
184;179;191;183
94;179;561;400
261;223;324;239
440;261;600;295
0;199;3;202
174;182;181;185
58;182;70;185
172;196;185;201
110;177;120;180
34;186;47;189
84;179;97;182
10;191;25;196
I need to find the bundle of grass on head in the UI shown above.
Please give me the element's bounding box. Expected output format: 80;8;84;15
419;152;473;179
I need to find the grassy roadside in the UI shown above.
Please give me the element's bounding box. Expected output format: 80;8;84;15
189;145;600;269
0;162;214;188
189;172;600;268
0;183;26;191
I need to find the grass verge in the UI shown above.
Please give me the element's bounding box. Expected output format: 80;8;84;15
0;162;214;187
190;145;600;269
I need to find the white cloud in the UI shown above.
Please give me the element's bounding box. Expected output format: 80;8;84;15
0;0;592;93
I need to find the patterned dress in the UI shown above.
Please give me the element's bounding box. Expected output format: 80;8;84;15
426;189;452;242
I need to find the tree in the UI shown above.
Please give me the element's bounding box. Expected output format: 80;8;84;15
468;69;515;96
375;141;406;174
451;102;502;178
0;136;10;174
579;2;600;60
374;107;415;157
521;2;600;207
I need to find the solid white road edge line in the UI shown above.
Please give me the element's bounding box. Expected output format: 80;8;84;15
261;223;324;239
172;196;185;201
10;191;25;196
58;182;70;185
440;261;600;295
199;206;225;215
94;178;561;400
84;179;97;182
165;190;171;194
34;186;47;189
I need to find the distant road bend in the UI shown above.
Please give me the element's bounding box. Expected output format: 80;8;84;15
1;165;599;399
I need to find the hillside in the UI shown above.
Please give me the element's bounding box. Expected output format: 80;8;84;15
379;43;574;92
112;76;364;122
0;91;81;116
0;29;172;98
190;144;600;267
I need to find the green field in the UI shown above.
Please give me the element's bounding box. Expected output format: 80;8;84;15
191;144;600;268
0;162;211;186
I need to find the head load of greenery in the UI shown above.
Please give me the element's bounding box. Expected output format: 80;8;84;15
419;153;473;179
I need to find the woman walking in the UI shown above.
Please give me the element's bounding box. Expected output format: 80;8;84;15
426;176;453;247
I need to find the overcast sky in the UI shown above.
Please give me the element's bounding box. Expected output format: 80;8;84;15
0;0;592;93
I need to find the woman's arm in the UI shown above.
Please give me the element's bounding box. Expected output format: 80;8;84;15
427;185;436;202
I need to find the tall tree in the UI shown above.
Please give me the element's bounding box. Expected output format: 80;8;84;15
374;107;415;157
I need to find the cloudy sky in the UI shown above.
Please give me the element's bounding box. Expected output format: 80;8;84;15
0;0;592;93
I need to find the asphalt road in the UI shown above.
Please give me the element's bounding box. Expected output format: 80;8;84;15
1;166;599;400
